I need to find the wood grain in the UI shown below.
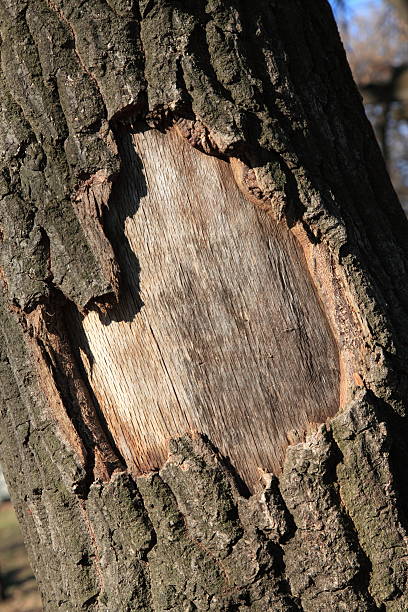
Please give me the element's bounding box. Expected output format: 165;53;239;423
69;128;339;489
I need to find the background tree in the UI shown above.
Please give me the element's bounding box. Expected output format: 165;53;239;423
1;0;408;610
334;0;408;209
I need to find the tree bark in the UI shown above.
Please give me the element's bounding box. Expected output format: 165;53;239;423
1;1;408;610
388;0;408;24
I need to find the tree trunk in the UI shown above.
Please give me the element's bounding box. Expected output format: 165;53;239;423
1;1;408;610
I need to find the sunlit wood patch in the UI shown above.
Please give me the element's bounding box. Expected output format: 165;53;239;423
68;128;339;489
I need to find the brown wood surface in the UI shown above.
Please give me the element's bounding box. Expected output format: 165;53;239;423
68;128;339;489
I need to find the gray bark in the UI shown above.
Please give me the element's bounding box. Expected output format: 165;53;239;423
0;1;408;610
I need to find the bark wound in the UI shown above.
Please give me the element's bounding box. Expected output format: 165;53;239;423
291;225;368;409
26;305;122;485
69;128;339;489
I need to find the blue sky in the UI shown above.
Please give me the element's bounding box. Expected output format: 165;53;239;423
329;0;383;25
331;0;381;13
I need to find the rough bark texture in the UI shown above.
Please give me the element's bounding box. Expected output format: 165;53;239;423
1;0;408;610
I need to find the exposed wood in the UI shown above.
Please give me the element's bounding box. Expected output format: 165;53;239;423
291;223;367;409
67;127;339;489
